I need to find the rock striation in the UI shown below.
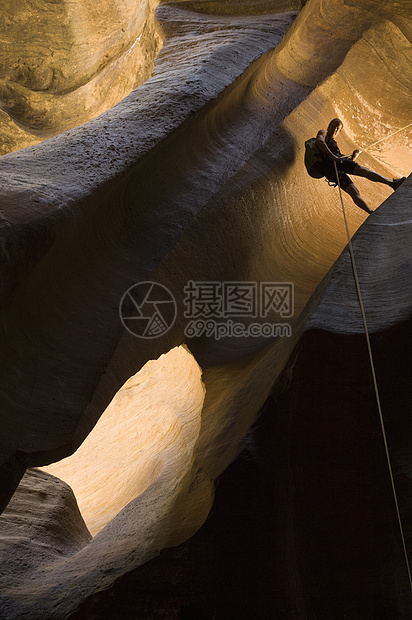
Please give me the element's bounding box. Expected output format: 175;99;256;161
0;0;162;155
0;0;411;617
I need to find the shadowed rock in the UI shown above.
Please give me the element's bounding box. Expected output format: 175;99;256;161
0;0;410;617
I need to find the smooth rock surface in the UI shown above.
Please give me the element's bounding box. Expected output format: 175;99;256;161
0;0;162;154
0;0;411;617
70;178;412;619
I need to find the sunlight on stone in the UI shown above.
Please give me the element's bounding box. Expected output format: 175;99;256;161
43;346;205;536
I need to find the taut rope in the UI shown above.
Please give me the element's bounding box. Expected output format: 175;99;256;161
333;158;412;590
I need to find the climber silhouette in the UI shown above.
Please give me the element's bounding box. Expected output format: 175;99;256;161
309;118;406;214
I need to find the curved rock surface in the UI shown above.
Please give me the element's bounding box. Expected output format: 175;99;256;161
44;345;206;537
0;0;162;154
0;0;411;617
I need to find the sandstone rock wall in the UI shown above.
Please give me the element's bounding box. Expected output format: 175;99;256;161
0;0;162;154
0;0;411;617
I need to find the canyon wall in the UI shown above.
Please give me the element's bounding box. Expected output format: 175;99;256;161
0;0;410;617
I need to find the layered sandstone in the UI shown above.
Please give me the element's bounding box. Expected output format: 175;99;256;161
0;0;162;155
0;0;411;617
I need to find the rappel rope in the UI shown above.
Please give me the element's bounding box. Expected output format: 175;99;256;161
358;122;412;154
333;158;412;591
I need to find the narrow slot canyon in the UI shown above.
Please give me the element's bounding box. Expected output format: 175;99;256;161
0;0;411;617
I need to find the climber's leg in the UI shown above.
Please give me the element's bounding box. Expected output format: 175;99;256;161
352;164;406;190
344;182;373;215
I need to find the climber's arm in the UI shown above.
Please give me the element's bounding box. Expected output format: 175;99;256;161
315;130;340;162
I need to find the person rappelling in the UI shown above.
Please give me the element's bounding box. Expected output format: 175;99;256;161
305;118;407;214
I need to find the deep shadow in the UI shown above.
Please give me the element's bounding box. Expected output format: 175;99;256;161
69;319;412;619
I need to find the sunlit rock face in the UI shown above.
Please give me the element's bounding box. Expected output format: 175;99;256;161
0;0;162;154
44;345;207;537
0;0;411;617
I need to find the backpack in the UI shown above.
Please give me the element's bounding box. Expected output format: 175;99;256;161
304;137;324;177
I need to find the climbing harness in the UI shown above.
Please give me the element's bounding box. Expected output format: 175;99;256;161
333;158;412;591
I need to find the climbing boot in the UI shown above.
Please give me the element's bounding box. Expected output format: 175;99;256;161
391;176;407;191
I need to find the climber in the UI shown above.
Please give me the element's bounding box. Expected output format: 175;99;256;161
308;118;406;214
